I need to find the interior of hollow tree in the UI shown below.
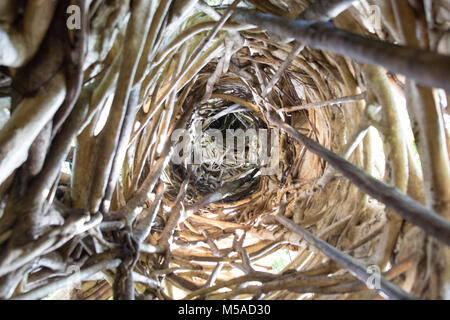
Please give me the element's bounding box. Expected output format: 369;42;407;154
0;0;449;300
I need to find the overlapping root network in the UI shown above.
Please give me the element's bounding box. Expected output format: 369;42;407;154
0;0;449;300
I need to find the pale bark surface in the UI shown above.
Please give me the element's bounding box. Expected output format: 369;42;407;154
0;0;449;300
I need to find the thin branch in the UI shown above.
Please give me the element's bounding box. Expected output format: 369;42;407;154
279;92;366;113
274;213;415;300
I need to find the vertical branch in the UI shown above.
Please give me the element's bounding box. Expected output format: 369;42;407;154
0;72;66;186
363;64;408;269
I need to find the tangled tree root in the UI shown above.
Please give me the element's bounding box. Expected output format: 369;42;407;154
0;0;449;300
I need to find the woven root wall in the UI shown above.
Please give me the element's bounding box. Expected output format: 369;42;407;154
0;0;449;300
